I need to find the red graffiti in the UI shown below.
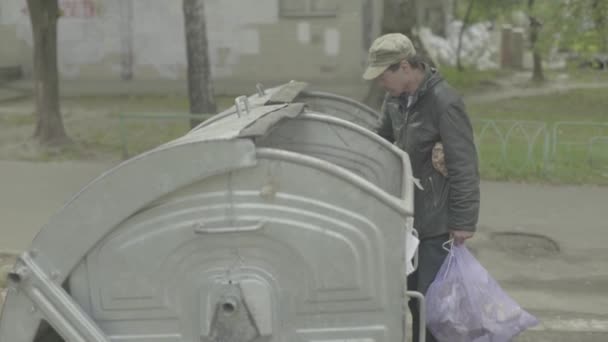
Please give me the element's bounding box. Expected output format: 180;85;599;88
60;0;97;18
21;0;97;18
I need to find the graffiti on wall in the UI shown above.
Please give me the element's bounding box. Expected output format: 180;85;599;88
59;0;98;18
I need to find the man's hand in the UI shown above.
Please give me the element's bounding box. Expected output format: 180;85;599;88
450;230;474;245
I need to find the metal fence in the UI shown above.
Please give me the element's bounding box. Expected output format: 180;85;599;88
471;120;608;182
473;119;551;173
589;136;608;168
551;121;608;167
117;114;608;181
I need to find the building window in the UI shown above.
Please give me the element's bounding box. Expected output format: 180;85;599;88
280;0;338;18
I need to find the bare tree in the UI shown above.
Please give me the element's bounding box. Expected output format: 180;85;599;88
591;0;608;53
456;0;475;71
528;0;544;82
183;0;217;128
26;0;70;145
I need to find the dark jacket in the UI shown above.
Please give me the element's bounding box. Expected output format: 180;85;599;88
377;67;480;239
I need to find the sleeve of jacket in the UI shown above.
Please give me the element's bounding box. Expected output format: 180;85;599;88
438;98;480;231
376;94;394;143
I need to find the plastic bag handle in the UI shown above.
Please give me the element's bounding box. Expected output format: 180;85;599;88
412;229;419;273
406;290;426;342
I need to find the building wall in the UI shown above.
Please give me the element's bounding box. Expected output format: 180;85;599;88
0;1;28;68
0;25;22;67
0;0;382;96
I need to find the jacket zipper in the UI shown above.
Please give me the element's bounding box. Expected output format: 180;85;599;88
429;176;437;207
399;107;411;144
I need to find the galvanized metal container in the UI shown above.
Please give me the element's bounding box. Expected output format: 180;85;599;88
0;85;422;342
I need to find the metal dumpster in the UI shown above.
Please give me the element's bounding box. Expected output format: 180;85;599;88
0;87;422;342
197;81;381;131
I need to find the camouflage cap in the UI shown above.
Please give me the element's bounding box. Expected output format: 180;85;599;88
362;33;416;80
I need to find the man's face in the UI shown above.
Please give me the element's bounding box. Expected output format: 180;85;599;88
376;61;409;96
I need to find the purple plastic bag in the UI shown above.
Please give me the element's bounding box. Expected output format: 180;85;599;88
425;244;539;342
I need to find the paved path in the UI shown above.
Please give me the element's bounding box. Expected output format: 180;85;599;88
0;160;114;253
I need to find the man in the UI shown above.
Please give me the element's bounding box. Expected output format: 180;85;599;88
363;33;480;342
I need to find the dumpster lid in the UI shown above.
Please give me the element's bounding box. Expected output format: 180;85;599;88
184;103;305;142
265;81;309;105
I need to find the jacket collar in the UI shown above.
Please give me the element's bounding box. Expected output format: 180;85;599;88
388;64;443;109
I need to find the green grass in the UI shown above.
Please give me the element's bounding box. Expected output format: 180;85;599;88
117;118;194;158
546;62;608;84
2;84;607;185
468;88;608;123
67;95;234;159
0;113;34;126
0;95;235;161
468;88;608;184
106;96;234;157
107;89;607;185
440;66;512;95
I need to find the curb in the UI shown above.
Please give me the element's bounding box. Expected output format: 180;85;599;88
532;317;608;333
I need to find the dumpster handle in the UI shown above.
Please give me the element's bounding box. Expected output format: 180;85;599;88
406;290;426;342
194;220;265;234
235;96;250;117
256;83;266;96
412;228;419;273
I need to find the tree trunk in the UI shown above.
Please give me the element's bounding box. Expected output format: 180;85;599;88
119;0;134;81
440;0;455;38
183;0;217;128
27;0;70;146
380;0;431;62
591;0;607;53
532;53;543;80
364;0;432;110
456;0;475;71
531;38;544;81
528;0;544;82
